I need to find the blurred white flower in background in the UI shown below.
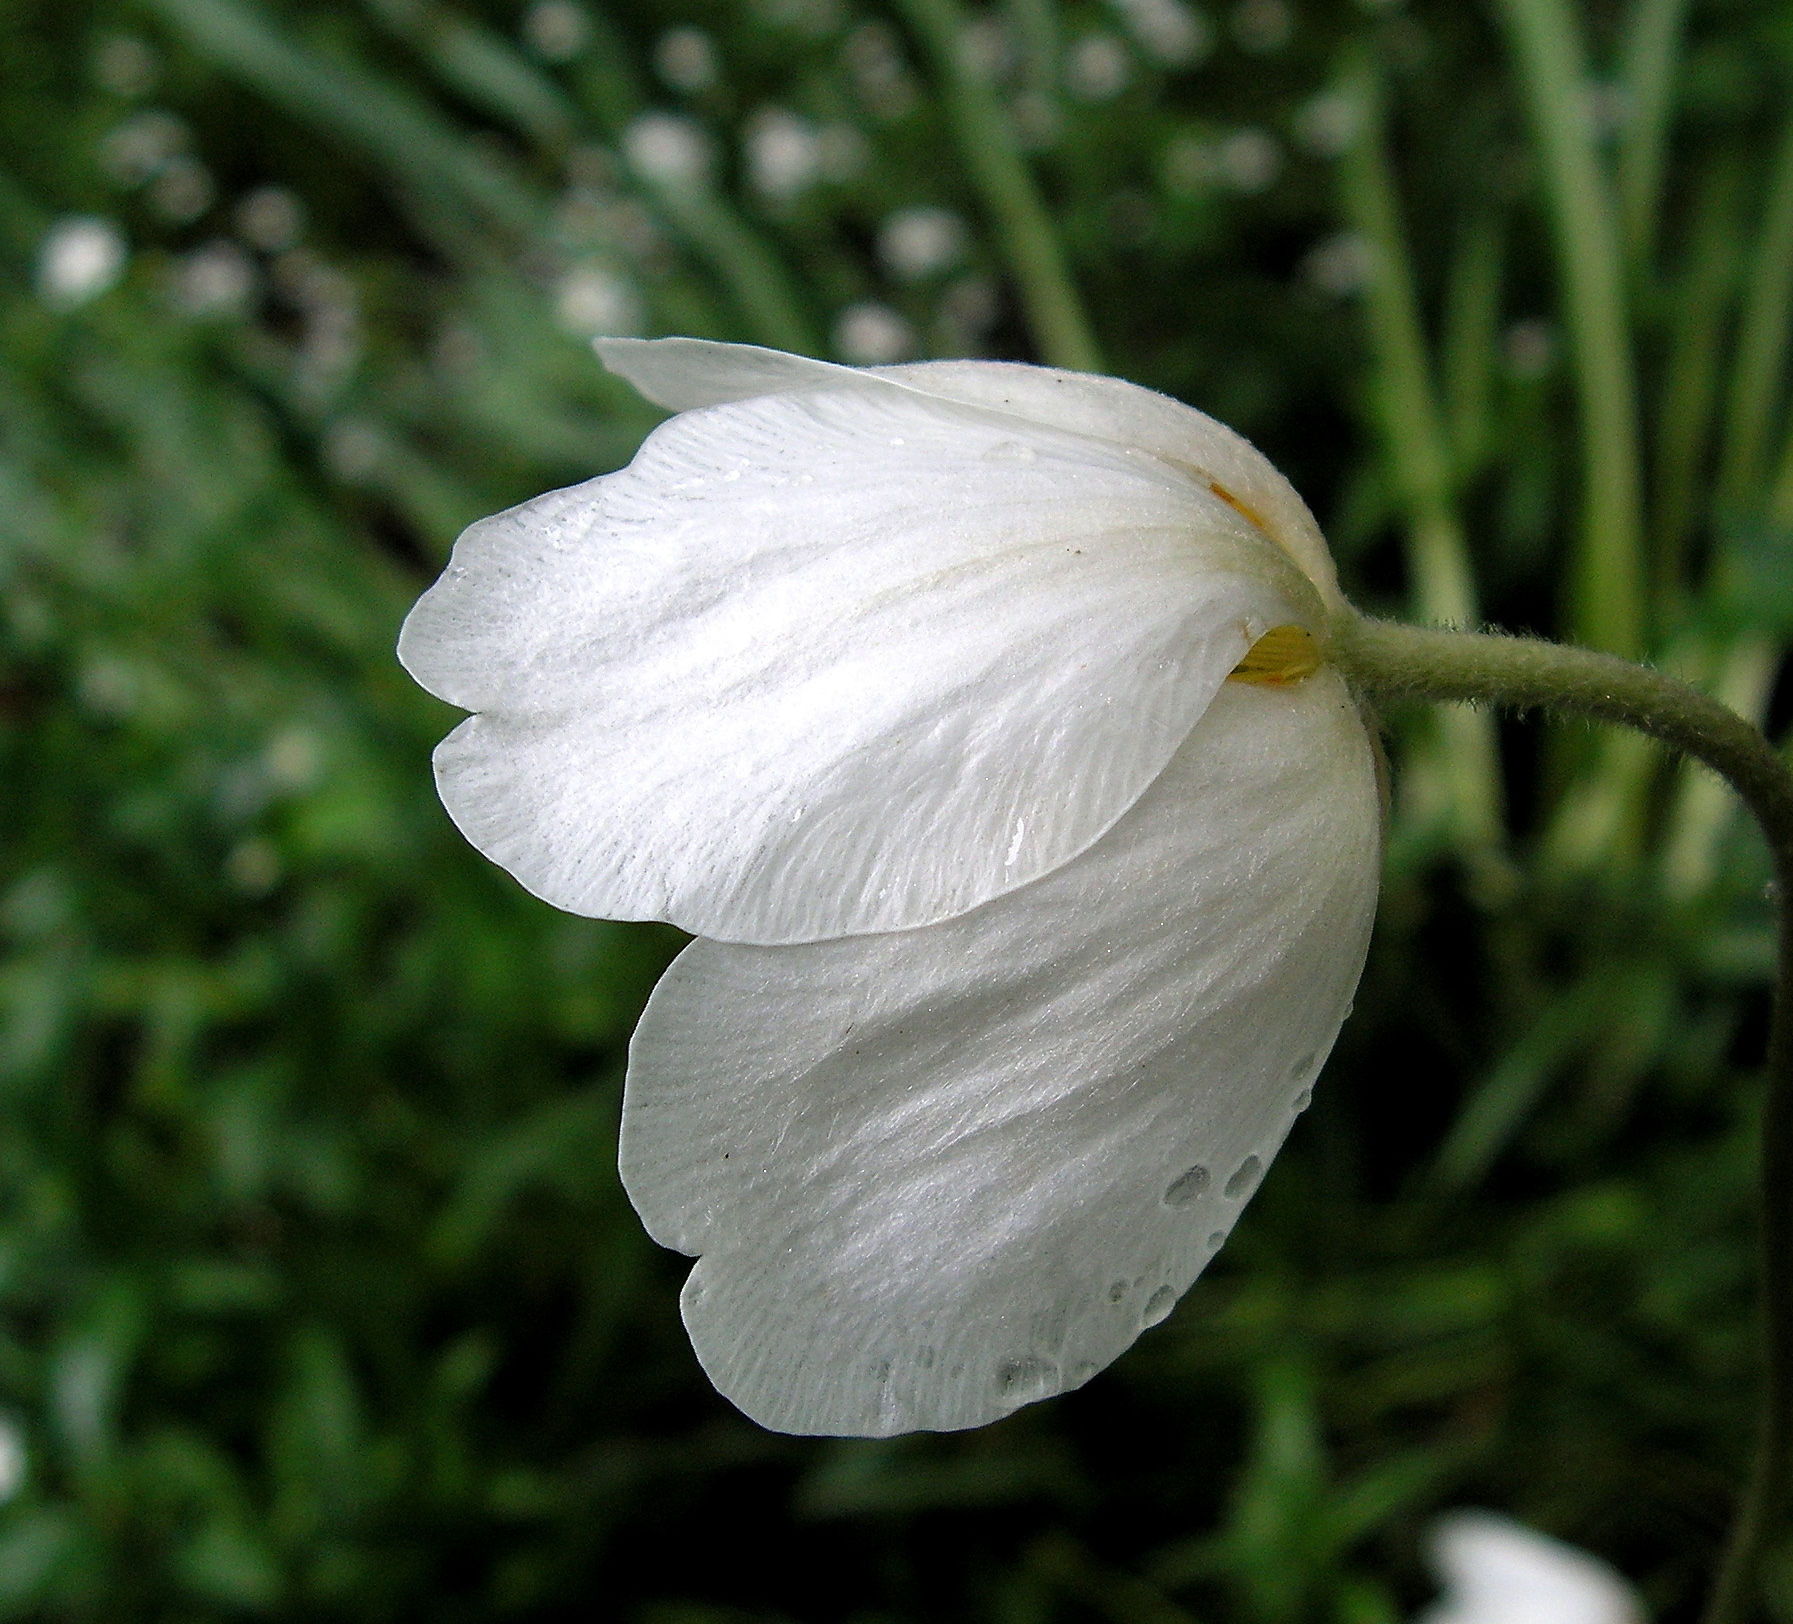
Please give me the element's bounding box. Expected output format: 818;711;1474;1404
172;241;256;317
147;154;215;223
92;33;159;97
1160;126;1283;197
235;185;305;253
1304;231;1376;299
844;21;917;121
38;217;127;308
1419;1512;1642;1624
624;112;713;189
522;0;588;63
958;15;1013;82
271;251;361;386
1294;89;1363;159
878;206;967;281
655;27;719;92
0;1414;25;1505
1217;127;1283;193
398;338;1379;1435
99;109;189;187
1105;0;1213;67
831;301;914;363
1066;33;1133;101
553;264;642;339
936;273;1000;352
323;418;386;484
745;107;823;201
1231;0;1294;54
1505;318;1558;379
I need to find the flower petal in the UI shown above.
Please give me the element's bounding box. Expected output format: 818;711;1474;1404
597;337;1341;606
619;673;1380;1435
1420;1513;1640;1624
595;335;848;409
399;379;1315;945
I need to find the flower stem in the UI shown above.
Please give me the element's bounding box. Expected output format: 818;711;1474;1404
1331;611;1793;1624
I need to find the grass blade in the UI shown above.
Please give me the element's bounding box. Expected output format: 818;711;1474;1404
1716;111;1793;511
1617;0;1693;269
895;0;1103;372
1441;209;1504;480
142;0;543;243
1336;51;1505;857
1492;0;1646;657
1652;155;1746;603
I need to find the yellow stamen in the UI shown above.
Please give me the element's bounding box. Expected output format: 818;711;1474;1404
1229;624;1321;687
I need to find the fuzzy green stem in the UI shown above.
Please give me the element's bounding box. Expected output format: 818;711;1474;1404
894;0;1103;373
1332;611;1793;1624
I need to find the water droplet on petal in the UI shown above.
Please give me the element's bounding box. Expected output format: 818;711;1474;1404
1206;1230;1227;1250
994;1356;1059;1406
1289;1049;1318;1080
1291;1088;1312;1113
1224;1155;1263;1199
1163;1163;1211;1207
1142;1286;1177;1327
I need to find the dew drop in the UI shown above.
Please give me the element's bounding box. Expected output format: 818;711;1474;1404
1289;1049;1318;1080
1224;1154;1263;1199
1107;1280;1129;1303
994;1355;1059;1406
1069;1360;1099;1383
1291;1088;1312;1113
1162;1163;1211;1207
1206;1230;1227;1250
1142;1286;1177;1327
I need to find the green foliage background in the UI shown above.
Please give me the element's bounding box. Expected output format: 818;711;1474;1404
4;0;1793;1618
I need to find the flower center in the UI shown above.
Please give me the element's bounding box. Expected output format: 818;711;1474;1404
1228;624;1321;686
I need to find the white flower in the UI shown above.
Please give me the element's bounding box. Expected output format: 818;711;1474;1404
744;107;823;201
0;1413;24;1505
831;300;914;363
1419;1512;1642;1624
878;206;967;281
623;112;712;189
37;217;127;308
398;338;1381;1435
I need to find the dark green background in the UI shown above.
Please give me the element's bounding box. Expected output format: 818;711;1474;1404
3;0;1792;1617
